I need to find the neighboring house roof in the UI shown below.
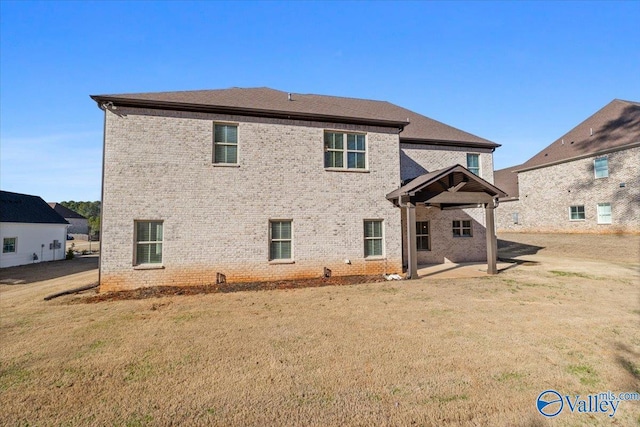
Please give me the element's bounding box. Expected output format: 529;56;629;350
91;87;499;149
517;99;640;171
48;203;87;220
1;191;68;224
493;164;521;200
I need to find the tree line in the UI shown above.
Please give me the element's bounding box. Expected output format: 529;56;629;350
60;201;101;237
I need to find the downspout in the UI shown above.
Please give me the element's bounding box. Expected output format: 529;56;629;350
97;102;108;290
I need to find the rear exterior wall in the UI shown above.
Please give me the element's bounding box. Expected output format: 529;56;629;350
100;107;404;291
397;143;493;265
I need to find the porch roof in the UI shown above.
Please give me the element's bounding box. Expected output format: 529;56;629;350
386;164;507;208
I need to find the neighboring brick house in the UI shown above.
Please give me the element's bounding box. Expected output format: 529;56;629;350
91;87;505;292
48;203;89;236
495;99;640;233
0;191;68;268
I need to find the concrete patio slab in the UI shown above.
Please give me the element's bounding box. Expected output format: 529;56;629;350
416;261;515;279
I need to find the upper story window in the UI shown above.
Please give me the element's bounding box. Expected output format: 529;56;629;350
466;154;480;176
324;132;366;170
135;221;163;265
214;124;238;164
594;157;608;178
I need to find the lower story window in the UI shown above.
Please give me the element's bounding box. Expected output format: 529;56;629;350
597;203;612;224
364;220;383;257
512;212;519;224
570;205;585;220
3;237;16;253
416;221;430;251
270;220;292;260
135;221;163;264
453;220;472;237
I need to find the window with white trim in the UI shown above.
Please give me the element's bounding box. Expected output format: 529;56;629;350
214;124;238;164
135;221;163;264
570;205;585;220
364;220;383;257
416;221;430;251
467;153;480;176
452;220;472;237
594;157;608;178
3;237;16;253
270;220;292;260
597;203;612;224
324;132;366;169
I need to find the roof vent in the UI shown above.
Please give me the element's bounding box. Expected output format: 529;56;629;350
288;93;292;101
590;127;593;136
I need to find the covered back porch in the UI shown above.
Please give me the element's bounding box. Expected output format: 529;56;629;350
386;164;507;279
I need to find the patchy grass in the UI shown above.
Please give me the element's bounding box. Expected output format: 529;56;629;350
550;270;601;280
567;364;600;386
1;233;639;426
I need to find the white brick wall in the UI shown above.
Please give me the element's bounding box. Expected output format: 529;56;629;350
400;143;494;183
101;108;404;291
402;207;487;265
496;147;640;233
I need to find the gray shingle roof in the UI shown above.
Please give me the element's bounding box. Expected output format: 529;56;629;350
48;203;87;220
1;191;68;224
91;87;499;148
518;99;640;171
493;164;521;199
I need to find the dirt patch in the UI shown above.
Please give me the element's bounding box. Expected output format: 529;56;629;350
75;275;389;303
499;232;640;264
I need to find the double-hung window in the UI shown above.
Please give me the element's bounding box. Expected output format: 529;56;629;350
135;221;163;264
570;205;585;220
467;154;480;176
597;203;612;224
416;221;430;251
324;132;366;170
3;237;16;253
214;124;238;164
594;157;608;178
270;220;292;260
364;220;383;257
452;220;472;237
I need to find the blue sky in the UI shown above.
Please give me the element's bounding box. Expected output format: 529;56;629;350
1;1;639;202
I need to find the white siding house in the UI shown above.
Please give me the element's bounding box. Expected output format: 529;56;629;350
1;191;68;268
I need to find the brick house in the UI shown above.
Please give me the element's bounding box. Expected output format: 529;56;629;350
91;88;505;292
495;99;640;233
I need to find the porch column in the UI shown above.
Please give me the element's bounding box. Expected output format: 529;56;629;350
406;202;418;279
485;201;498;274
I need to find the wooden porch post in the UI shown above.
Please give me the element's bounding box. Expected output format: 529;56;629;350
406;203;418;279
485;201;498;274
